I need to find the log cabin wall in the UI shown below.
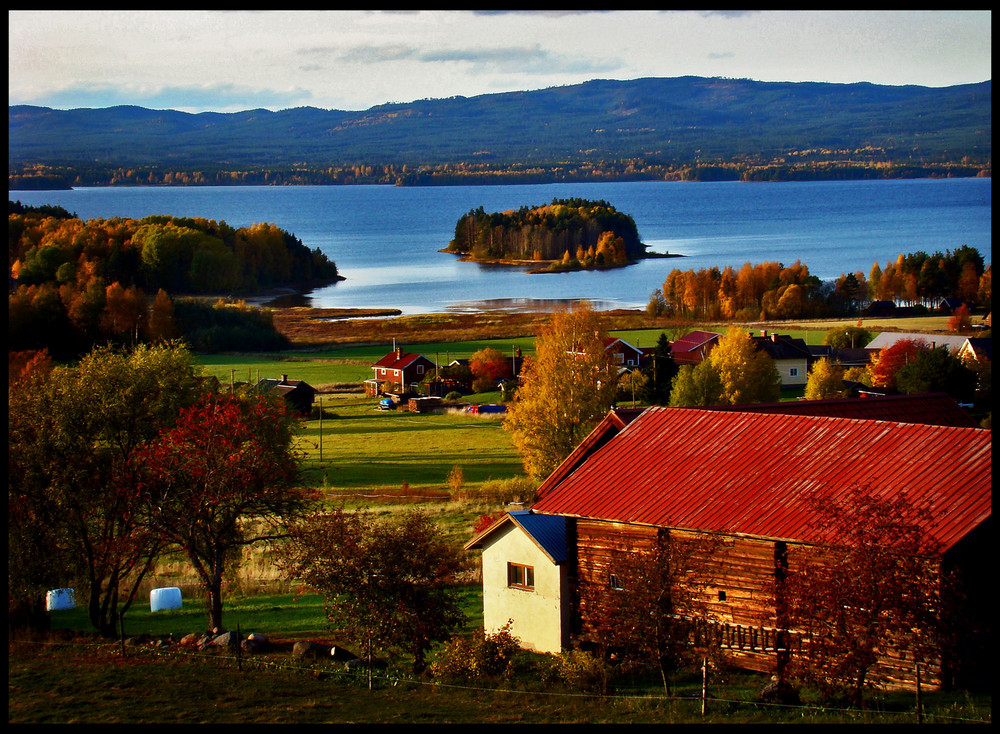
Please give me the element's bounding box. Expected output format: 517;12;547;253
572;520;947;688
573;518;658;644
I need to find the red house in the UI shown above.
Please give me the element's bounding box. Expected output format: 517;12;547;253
669;330;721;365
364;348;437;397
604;337;645;370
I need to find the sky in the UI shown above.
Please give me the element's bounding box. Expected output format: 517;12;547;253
8;10;992;114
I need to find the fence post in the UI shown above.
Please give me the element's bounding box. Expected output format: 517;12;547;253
915;662;923;724
237;623;243;672
701;656;708;717
119;610;126;658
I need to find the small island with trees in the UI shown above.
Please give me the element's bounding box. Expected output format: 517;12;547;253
443;197;676;273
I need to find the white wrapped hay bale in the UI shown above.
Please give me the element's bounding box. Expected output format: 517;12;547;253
45;588;76;611
149;586;182;612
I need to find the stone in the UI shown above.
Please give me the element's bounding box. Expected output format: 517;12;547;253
211;630;240;648
292;640;332;660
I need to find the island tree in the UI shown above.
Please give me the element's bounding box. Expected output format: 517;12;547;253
446;198;645;264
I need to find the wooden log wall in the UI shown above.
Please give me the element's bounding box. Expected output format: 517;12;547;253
571;520;945;690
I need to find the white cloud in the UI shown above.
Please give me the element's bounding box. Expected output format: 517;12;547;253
8;10;991;113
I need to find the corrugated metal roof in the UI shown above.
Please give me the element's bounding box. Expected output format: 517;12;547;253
866;332;969;354
530;407;990;552
373;350;430;370
701;392;980;428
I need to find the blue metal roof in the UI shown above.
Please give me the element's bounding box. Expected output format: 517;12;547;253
509;510;568;564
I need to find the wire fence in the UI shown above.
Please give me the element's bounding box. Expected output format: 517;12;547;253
9;636;991;725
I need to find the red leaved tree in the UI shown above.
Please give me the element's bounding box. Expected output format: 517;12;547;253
868;338;930;390
138;393;311;631
783;484;952;706
469;347;513;382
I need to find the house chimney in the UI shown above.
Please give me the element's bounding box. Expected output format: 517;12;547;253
771;333;778;342
760;330;767;337
281;374;288;384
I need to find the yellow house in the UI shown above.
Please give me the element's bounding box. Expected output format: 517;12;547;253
464;510;570;655
751;331;811;388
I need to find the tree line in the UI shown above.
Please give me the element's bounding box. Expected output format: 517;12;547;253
10;161;989;192
648;246;990;321
8;202;340;356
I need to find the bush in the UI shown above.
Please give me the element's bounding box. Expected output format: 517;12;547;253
431;622;521;682
550;647;609;694
475;477;538;506
472;376;496;394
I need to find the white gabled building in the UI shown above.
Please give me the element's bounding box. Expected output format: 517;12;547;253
464;510;571;654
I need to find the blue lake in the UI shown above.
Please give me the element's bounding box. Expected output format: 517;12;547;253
10;178;991;315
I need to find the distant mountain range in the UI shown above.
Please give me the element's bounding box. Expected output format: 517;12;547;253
8;76;991;188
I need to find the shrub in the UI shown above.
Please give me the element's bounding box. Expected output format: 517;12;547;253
431;622;521;682
477;477;538;506
551;647;610;694
472;376;496;394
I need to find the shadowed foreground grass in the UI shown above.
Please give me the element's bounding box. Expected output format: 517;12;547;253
9;638;991;725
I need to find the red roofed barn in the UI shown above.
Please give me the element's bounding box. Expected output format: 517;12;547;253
467;403;990;692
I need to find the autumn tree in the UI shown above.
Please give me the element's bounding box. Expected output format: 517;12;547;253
469;347;512;392
670;328;781;407
867;338;930;391
280;507;463;680
784;485;951;706
503;303;619;479
823;325;872;350
947;303;973;333
804;358;850;401
8;350;65;631
144;288;178;342
895;345;977;403
668;362;723;407
8;343;204;636
138;392;310;632
100;282;147;342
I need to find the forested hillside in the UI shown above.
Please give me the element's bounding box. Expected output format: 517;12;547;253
8;76;991;188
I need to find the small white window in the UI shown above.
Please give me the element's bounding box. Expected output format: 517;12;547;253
507;563;534;590
788;367;799;377
417;364;424;375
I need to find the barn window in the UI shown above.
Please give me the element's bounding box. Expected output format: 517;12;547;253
789;367;799;377
609;573;624;591
718;590;727;602
507;562;534;590
416;364;424;375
